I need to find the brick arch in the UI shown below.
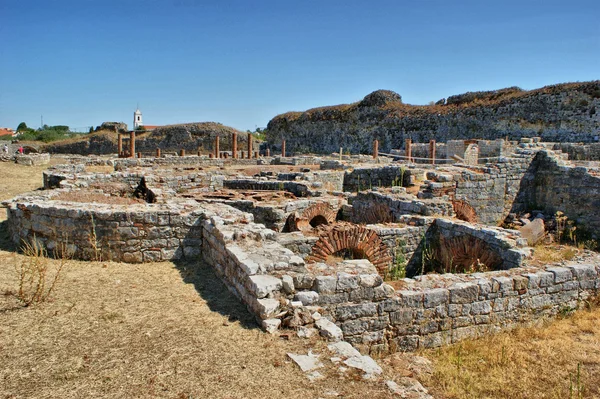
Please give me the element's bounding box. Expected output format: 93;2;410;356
452;200;478;223
307;224;392;276
283;202;339;232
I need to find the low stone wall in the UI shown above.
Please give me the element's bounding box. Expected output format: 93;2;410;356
223;179;315;197
15;153;51;166
349;191;454;223
343;165;414;192
5;193;205;262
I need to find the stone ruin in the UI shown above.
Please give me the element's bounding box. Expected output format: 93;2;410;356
3;136;600;353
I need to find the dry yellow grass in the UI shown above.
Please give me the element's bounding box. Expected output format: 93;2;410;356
419;303;600;399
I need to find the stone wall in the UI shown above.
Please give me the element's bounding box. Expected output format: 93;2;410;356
513;150;600;235
266;82;600;154
343;165;414;192
4;194;205;263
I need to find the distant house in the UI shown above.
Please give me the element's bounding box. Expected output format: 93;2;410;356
0;127;15;137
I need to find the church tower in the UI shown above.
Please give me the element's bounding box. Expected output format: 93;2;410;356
133;108;143;130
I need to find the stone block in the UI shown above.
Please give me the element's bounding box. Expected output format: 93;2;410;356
281;275;295;294
358;274;383;288
336;272;359;292
470;300;492;315
420;331;451;348
314;276;337;294
449;283;479;304
293;274;315;290
547;267;573;283
315;318;343;341
520;218;545;245
568;264;597;280
335;303;378;321
389;309;413;326
248;275;282;299
398;290;424;308
318;292;349;305
513;276;529;292
491;277;513;293
424;288;449;308
373;283;395;300
295;291;319;306
256;298;280;319
390;335;419;352
537;271;555;287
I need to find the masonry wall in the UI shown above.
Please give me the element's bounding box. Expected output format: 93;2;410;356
5;196;205;262
513;150;600;235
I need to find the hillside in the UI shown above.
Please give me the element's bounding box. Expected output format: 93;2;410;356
43;122;247;155
266;81;600;154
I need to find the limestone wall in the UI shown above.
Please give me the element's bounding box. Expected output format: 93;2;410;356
513;150;600;235
5;195;205;262
266;82;600;154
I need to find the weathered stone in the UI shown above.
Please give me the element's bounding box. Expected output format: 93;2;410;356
424;288;449;308
261;318;281;334
281;275;295;294
248;275;282;298
449;283;479;304
520;218;545;245
294;291;319;306
315;318;343;341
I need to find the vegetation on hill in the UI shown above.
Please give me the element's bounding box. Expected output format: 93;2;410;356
270;81;600;124
7;123;84;143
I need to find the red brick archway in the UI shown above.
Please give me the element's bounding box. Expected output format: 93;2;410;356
307;224;392;275
452;200;478;223
284;202;339;232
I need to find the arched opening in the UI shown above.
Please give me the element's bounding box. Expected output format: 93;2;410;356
309;215;329;228
452;200;478;223
307;224;392;276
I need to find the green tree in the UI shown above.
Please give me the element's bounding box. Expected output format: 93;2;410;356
17;122;28;132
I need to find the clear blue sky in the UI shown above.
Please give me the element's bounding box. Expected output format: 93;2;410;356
1;0;598;132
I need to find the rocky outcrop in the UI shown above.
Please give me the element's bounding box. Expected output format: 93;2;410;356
266;81;600;154
95;122;128;133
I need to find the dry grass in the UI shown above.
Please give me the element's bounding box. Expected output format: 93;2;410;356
419;300;600;398
531;245;580;266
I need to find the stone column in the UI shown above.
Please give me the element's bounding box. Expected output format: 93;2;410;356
232;133;238;159
429;140;436;164
247;133;253;159
215;136;220;158
117;134;123;156
130;131;135;158
373;139;379;159
281;140;286;157
405;138;412;163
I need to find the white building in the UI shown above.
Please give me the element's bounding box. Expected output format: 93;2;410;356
134;109;143;130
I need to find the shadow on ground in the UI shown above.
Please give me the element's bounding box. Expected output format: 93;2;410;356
0;220;16;253
173;259;259;330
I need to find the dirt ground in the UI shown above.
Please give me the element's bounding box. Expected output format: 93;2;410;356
1;161;599;399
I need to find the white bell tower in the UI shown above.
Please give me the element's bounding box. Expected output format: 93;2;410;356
134;108;143;130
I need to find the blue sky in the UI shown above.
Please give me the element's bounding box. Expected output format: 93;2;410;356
1;0;598;132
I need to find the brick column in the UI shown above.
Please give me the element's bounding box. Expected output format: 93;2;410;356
281;140;286;157
248;133;253;159
215;136;220;158
117;134;123;156
156;148;161;157
129;131;135;158
373;139;379;159
266;148;270;157
405;138;412;163
429;140;436;164
180;149;185;157
232;133;237;159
